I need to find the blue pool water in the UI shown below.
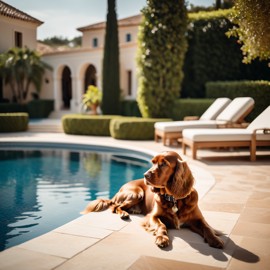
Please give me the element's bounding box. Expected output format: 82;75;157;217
0;147;151;251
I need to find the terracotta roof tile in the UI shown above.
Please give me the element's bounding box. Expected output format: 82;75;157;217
0;0;43;25
77;14;142;32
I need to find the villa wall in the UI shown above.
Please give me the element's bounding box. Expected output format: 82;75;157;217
119;43;138;99
82;28;105;49
41;48;103;112
41;17;141;114
0;5;41;102
41;42;138;113
0;16;38;53
0;1;141;114
0;14;39;102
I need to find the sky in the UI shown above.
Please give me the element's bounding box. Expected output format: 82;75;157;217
4;0;215;40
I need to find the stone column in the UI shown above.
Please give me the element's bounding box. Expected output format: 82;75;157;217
70;76;83;113
53;76;62;111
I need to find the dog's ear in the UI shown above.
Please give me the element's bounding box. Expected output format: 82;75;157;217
168;160;194;199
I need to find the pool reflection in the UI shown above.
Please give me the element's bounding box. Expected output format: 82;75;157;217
0;149;150;251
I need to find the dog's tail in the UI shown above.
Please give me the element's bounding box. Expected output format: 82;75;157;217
80;199;112;214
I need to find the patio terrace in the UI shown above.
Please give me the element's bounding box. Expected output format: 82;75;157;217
0;129;269;270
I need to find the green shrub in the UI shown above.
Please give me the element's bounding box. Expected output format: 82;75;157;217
27;99;54;118
120;100;142;117
0;103;27;113
120;99;215;120
171;99;214;120
182;10;269;98
0;100;54;119
110;117;171;140
0;113;28;132
137;0;188;117
206;80;270;121
62;114;120;136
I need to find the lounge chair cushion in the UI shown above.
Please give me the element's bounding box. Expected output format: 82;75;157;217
183;106;270;142
216;97;254;122
155;97;254;133
247;106;270;130
154;120;226;132
183;128;270;142
200;97;231;120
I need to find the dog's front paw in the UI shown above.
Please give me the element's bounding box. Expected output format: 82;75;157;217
120;211;130;220
155;235;170;248
208;236;224;249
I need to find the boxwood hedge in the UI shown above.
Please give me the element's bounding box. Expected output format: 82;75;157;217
110;117;171;140
170;98;214;120
0;113;29;132
62;114;121;136
182;10;269;98
206;80;270;121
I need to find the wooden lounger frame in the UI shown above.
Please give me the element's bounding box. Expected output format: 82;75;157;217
155;129;181;146
182;128;270;161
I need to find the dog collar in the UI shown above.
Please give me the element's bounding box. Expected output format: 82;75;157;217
163;194;177;204
162;194;178;213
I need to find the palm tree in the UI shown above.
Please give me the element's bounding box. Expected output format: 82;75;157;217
0;47;52;103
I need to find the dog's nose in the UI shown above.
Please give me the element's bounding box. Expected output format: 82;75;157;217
144;171;152;180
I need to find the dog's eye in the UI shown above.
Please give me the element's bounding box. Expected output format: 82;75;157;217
159;161;167;167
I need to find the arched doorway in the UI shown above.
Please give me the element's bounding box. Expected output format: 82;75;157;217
84;65;97;92
61;66;72;109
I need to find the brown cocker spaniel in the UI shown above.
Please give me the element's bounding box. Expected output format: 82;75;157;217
81;151;224;249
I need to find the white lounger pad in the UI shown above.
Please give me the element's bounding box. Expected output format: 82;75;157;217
183;128;270;142
154;120;225;132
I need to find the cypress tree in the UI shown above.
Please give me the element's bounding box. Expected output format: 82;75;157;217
101;0;120;115
137;0;188;118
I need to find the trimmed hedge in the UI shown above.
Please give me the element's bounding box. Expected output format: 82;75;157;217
62;114;121;136
27;99;54;118
120;100;142;117
110;117;171;140
0;113;28;132
0;99;54;118
171;98;215;120
206;80;270;121
119;98;215;120
182;10;269;98
0;103;28;113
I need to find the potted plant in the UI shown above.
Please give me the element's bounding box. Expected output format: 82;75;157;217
82;85;102;114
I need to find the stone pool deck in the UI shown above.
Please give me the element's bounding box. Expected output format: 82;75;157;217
0;132;270;270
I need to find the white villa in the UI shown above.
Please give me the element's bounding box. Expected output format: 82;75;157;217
0;0;142;114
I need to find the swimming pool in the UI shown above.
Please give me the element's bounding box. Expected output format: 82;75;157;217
0;146;151;251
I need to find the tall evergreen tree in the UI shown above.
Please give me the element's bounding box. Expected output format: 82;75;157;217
137;0;188;118
102;0;120;114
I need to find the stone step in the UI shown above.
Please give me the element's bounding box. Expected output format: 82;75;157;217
28;120;63;133
49;110;75;119
28;125;63;133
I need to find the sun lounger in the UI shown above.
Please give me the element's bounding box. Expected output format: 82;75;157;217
182;106;270;161
155;97;254;145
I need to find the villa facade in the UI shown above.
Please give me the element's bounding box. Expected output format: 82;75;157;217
0;1;42;52
0;0;43;101
41;15;142;114
0;0;142;114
